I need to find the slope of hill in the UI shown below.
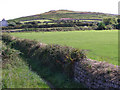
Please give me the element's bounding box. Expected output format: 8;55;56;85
8;10;117;22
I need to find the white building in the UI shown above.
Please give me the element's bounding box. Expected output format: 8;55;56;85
0;18;8;27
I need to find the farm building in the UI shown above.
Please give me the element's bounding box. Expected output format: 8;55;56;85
60;18;73;20
0;18;8;27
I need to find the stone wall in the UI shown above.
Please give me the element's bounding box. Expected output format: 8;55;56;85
74;58;120;89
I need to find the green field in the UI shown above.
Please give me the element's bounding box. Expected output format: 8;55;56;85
20;19;51;23
11;30;118;65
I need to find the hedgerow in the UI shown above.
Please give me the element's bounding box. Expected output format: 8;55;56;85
2;34;86;78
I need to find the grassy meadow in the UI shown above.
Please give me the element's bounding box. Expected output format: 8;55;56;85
11;30;118;65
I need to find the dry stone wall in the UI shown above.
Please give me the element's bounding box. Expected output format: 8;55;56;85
74;58;120;89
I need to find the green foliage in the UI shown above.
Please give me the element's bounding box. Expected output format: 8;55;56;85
105;25;114;30
2;43;49;88
2;34;13;44
103;18;117;25
97;22;106;30
30;44;86;77
117;18;120;24
117;24;120;29
24;55;85;88
2;40;85;88
4;21;95;30
99;18;118;30
2;34;86;78
117;18;120;29
8;21;16;27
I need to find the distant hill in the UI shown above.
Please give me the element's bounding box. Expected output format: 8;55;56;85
8;10;117;22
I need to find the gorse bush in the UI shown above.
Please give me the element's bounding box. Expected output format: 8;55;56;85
15;39;37;55
2;34;86;78
2;34;13;44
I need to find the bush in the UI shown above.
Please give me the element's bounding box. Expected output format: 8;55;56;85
117;18;120;24
97;22;106;30
2;34;13;44
117;24;120;29
105;25;114;30
103;18;117;25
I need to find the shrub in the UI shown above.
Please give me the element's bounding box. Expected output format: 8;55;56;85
97;22;106;30
105;25;114;30
117;18;120;24
117;24;120;29
2;34;13;44
18;39;37;55
103;18;117;25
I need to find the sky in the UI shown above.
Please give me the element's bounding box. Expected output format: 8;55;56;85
0;0;119;20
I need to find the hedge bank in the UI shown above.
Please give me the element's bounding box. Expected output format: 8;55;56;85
2;34;86;78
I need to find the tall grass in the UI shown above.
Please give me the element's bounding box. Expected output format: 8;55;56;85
2;44;49;88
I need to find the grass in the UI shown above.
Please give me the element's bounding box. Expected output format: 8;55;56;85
20;19;51;23
2;44;50;88
10;30;118;65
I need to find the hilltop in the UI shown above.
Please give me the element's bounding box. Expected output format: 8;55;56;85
8;10;117;21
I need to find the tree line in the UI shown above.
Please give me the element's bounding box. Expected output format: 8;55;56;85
2;18;119;30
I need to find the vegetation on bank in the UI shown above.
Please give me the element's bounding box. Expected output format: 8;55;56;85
2;26;99;33
2;17;118;31
10;30;118;65
2;43;50;88
2;34;86;88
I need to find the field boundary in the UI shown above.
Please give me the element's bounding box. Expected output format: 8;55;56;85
2;27;95;33
74;58;119;88
2;34;120;89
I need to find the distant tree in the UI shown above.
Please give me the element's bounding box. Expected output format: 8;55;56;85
97;22;106;30
117;18;120;29
117;18;120;24
37;21;41;23
103;18;117;25
8;22;16;27
105;25;114;30
118;24;120;29
15;22;22;25
92;23;98;30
